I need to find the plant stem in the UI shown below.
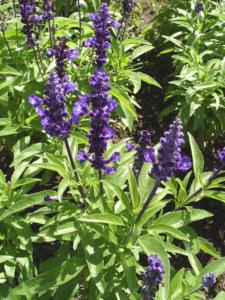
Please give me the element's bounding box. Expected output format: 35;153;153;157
116;15;125;40
48;20;53;49
135;179;161;223
77;0;82;49
1;24;13;58
36;44;45;72
176;166;222;210
184;287;202;299
98;169;104;197
12;0;19;46
52;0;56;44
120;17;128;41
33;47;44;79
64;139;86;205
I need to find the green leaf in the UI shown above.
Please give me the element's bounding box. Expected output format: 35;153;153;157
137;201;168;227
169;268;185;300
204;190;225;204
110;85;137;118
131;45;154;60
0;255;14;264
0;125;19;137
126;71;142;94
120;253;137;293
0;66;21;76
10;256;84;296
188;133;204;179
201;257;225;277
123;37;152;46
0;190;55;222
148;225;190;241
153;209;213;228
78;214;125;226
138;162;155;203
12;143;47;167
214;292;225;300
199;237;220;259
81;233;106;294
128;167;139;209
138;72;161;88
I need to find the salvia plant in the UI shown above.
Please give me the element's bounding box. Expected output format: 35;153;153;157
0;1;225;300
157;0;225;143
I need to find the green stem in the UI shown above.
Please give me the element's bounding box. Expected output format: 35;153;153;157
1;24;13;58
135;179;161;223
64;139;86;206
33;47;44;79
176;166;222;210
77;0;82;49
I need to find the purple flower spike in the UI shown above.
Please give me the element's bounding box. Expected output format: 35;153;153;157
122;0;135;18
85;3;119;67
141;255;164;300
218;147;225;165
29;72;72;139
149;118;191;181
195;2;204;14
202;272;216;288
126;130;155;164
19;0;42;46
75;4;120;175
46;37;79;80
43;0;54;20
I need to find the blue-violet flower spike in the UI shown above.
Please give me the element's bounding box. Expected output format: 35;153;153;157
202;272;216;288
149;118;192;181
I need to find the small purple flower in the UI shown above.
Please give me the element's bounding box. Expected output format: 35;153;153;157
32;15;42;22
105;166;116;175
67;49;80;61
44;195;57;201
141;255;164;300
29;95;42;108
218;147;225;165
71;94;91;125
63;81;77;95
195;2;204;14
176;155;192;172
202;272;216;288
108;152;120;163
77;150;88;162
45;49;55;57
144;147;156;163
126;141;137;152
